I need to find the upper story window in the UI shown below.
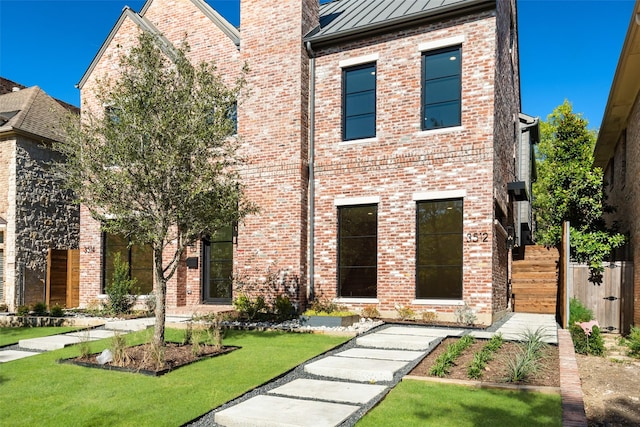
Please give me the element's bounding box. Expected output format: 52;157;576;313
342;63;376;141
422;46;462;130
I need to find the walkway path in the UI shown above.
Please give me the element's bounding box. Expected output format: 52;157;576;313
193;313;558;427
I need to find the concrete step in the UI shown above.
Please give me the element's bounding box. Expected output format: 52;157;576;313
268;378;387;404
304;356;408;382
214;395;359;427
336;347;424;362
0;350;39;363
355;332;439;351
19;329;117;351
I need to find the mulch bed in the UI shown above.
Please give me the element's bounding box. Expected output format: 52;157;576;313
61;343;239;376
409;337;560;388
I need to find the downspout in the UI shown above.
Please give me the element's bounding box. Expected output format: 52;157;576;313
305;41;316;302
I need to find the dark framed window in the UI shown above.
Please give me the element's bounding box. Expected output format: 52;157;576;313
103;233;153;294
338;205;377;297
422;46;462;130
342;63;376;141
416;199;463;299
202;226;233;303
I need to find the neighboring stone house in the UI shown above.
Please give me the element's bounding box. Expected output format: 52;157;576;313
594;0;640;328
0;78;80;310
78;0;536;325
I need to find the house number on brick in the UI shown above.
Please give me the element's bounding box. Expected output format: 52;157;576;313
466;233;488;243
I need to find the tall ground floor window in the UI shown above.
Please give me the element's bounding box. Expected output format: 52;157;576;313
202;226;233;303
103;233;153;294
416;199;463;299
338;204;377;297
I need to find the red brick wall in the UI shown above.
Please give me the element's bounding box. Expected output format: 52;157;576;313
311;9;506;324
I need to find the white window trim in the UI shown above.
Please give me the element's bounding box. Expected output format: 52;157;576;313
334;196;380;206
418;35;465;52
339;53;379;68
415;125;465;137
336;298;379;304
413;190;466;201
412;299;465;306
338;137;378;146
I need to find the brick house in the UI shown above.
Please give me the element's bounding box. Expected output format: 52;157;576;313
593;0;640;328
0;77;80;310
78;0;536;325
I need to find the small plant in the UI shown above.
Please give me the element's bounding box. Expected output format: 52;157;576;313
50;304;65;317
143;292;156;314
0;303;8;312
569;297;594;325
520;327;548;356
232;293;266;321
273;294;296;322
191;328;203;357
32;302;48;316
467;334;503;380
16;305;30;316
310;298;344;315
625;326;640;358
503;345;540;382
105;252;137;315
421;311;437;323
110;331;130;367
183;322;193;346
78;330;92;359
429;335;475;377
454;302;477;325
145;339;165;370
207;312;225;351
395;304;415;321
361;304;380;319
570;322;605;356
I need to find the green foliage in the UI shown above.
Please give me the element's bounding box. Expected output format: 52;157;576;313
57;31;255;347
273;295;296;322
533;100;624;273
625;326;640;358
32;302;48;316
232;293;266;321
16;305;29;316
429;335;475;377
105;252;137;315
361;304;380;319
0;303;8;312
570;323;605;356
467;334;503;379
395;305;416;320
504;345;541;382
309;298;346;315
50;304;65;318
454;302;477;325
569;297;594;324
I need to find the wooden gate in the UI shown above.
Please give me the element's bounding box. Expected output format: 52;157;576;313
571;262;633;334
46;249;80;308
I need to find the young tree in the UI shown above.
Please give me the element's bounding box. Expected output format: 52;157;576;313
57;33;255;351
533;100;624;273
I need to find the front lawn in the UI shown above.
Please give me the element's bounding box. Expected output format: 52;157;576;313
0;329;348;426
357;379;562;427
0;326;81;347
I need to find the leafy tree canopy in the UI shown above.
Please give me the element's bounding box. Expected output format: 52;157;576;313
57;32;256;349
533;100;624;272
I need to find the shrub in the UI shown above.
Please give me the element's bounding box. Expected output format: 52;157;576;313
78;330;92;359
16;305;30;316
0;303;9;312
625;326;640;358
569;297;594;324
455;302;477;325
310;299;343;315
105;252;137;315
50;304;65;317
206;312;225;351
504;345;540;382
273;294;296;322
361;304;380;319
110;331;130;367
32;302;48;316
570;323;605;356
232;293;266;321
395;305;415;321
421;311;437;323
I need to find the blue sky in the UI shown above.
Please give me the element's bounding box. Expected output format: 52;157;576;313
0;0;635;129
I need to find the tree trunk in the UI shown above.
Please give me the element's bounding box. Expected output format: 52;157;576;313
152;247;166;350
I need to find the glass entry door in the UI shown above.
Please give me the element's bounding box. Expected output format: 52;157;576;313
202;227;233;303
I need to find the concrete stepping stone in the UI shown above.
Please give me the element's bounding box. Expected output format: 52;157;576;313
67;330;116;340
304;356;408;382
355;332;437;351
268;378;387;404
336;347;424;362
214;394;359;427
377;326;465;337
0;350;39;363
19;335;82;351
104;318;155;332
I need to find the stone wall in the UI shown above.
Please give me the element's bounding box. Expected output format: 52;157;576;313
14;136;79;306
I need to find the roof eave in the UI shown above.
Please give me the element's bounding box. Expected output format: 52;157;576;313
305;0;495;47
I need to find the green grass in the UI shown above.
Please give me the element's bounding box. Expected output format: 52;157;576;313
0;329;348;427
357;380;562;427
0;326;81;347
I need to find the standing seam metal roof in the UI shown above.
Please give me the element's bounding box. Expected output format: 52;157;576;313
308;0;493;43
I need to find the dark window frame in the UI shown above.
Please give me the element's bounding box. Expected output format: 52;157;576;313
337;204;378;298
102;232;153;294
415;198;464;300
421;45;462;131
342;62;377;141
201;226;234;303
